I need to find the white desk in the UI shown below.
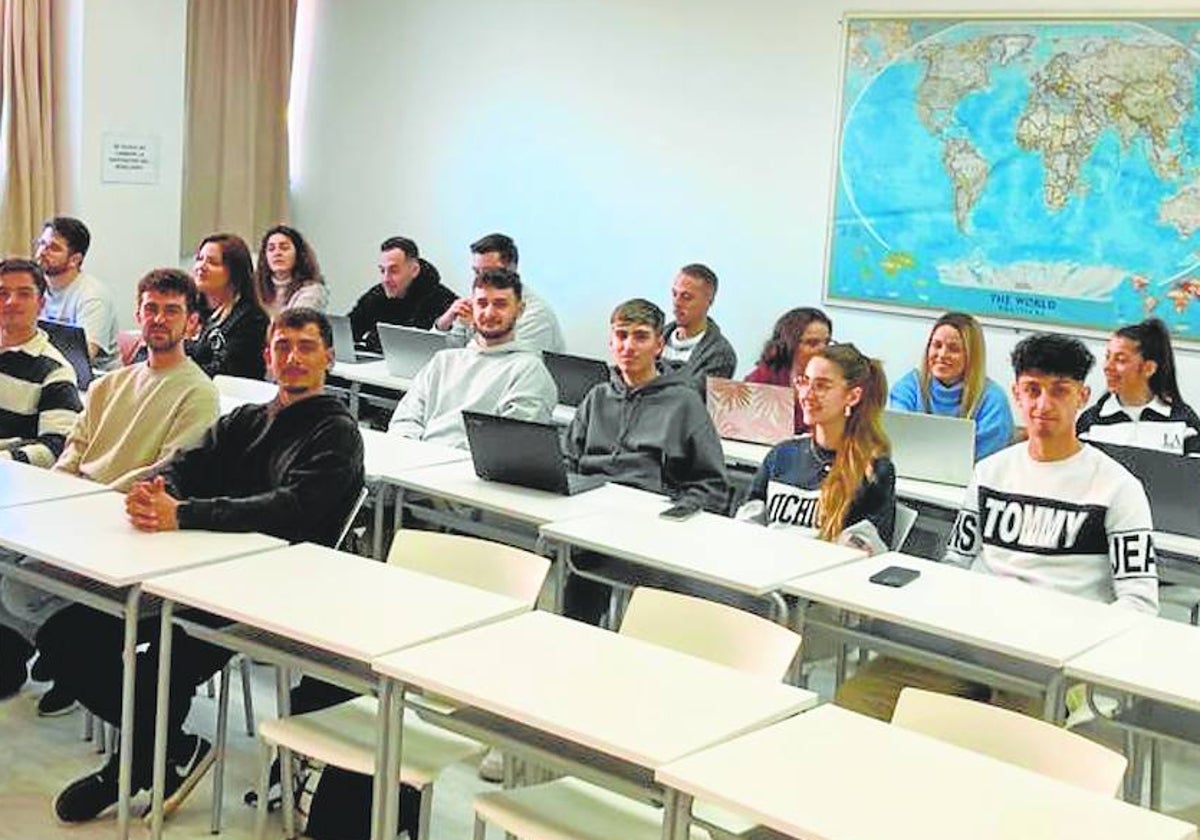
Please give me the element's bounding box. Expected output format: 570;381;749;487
657;704;1198;840
331;358;413;392
143;542;529;838
0;459;108;508
720;438;770;469
373;610;816;840
782;553;1146;718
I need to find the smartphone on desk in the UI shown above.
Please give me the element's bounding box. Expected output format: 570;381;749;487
868;565;920;588
659;502;701;522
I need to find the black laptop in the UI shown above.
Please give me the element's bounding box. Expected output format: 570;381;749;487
1092;441;1200;538
39;320;93;390
542;351;609;407
462;411;606;496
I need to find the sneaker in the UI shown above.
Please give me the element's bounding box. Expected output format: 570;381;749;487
152;735;214;820
37;684;79;717
477;747;504;783
53;768;119;823
29;652;52;682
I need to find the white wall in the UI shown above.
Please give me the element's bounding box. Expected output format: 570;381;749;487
291;0;1200;403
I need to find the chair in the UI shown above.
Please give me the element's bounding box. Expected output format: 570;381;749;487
891;687;1128;797
892;502;918;552
253;531;551;840
471;587;803;840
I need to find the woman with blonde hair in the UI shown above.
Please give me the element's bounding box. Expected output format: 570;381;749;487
738;343;895;552
889;311;1013;460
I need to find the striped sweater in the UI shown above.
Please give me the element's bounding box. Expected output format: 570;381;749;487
0;330;83;467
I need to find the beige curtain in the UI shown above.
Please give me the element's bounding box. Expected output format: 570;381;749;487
181;0;296;254
0;0;54;258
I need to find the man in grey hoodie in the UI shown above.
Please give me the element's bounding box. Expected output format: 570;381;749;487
562;298;729;621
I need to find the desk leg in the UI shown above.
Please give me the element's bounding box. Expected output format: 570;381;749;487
379;682;407;840
117;586;141;840
275;668;296;839
373;482;389;561
370;676;393;840
392;488;406;536
1041;675;1065;724
553;541;569;614
661;788;693;840
349;382;361;419
790;598;809;689
149;600;175;840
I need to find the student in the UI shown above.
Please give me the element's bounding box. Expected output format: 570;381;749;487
744;307;832;433
40;308;364;823
191;233;270;379
837;333;1157;721
254;224;328;318
737;343;895;552
434;232;565;352
661;263;737;391
1077;317;1200;454
33;216;120;369
390;267;557;449
347;236;456;353
889;312;1014;460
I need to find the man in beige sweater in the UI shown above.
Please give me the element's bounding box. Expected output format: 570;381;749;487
0;268;218;714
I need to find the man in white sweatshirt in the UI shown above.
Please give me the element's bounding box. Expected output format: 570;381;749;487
389;267;557;449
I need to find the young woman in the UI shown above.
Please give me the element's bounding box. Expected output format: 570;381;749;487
738;343;895;552
254;224;328;318
1077;318;1200;454
744;307;832;432
889;312;1013;460
192;233;270;380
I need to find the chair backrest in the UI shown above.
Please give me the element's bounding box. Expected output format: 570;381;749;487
213;374;277;405
892;688;1128;797
618;587;802;680
336;487;371;551
892;503;918;551
386;530;550;606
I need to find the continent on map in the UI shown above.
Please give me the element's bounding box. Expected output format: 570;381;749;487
943;138;989;232
846;20;913;77
1159;178;1200;237
1015;43;1194;210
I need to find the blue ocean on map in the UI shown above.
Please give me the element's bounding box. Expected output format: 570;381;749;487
830;19;1200;337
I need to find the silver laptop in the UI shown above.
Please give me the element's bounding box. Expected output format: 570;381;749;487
883;410;976;486
377;323;450;379
327;314;379;364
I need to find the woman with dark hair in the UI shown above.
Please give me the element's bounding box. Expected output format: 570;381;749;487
1077;317;1200;453
192;233;270;380
255;224;328;318
745;307;832;432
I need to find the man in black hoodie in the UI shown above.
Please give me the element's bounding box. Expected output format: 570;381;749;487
347;236;456;353
562;298;729;622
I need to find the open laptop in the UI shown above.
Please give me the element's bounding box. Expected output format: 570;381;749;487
705;377;795;445
462;411;606;496
1091;441;1200;538
377;323;449;379
542;351;610;406
326;314;380;365
39;320;93;390
883;410;976;487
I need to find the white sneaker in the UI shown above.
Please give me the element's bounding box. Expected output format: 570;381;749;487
477;747;504;782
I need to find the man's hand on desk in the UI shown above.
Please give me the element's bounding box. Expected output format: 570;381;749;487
126;475;180;532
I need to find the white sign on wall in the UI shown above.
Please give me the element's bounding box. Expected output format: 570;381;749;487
101;133;160;184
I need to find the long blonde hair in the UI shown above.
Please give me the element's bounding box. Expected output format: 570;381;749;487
817;344;890;540
918;312;986;419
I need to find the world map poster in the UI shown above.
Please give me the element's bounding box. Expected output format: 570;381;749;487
827;16;1200;340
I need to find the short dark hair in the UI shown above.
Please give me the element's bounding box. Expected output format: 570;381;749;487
0;258;47;296
136;268;202;313
381;236;419;260
680;263;719;295
42;216;91;258
610;298;665;335
470;233;518;266
472;267;523;300
271;307;333;349
1011;333;1095;382
197;233;258;306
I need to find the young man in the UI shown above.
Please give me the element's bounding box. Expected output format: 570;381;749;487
0;268;217;714
562;298;729;622
434;232;566;352
34;217;120;369
836;332;1157;721
0;258;83;699
346;235;456;352
391;267;557;449
661;263;737;392
40;308;364;823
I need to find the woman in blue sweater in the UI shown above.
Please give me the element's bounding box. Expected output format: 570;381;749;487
889;312;1013;460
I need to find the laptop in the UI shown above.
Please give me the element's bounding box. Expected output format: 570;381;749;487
377;323;450;379
39;320;93;390
705;377;795;445
1091;441;1200;538
326;314;380;364
462;411;606;496
883;410;976;487
542;351;610;406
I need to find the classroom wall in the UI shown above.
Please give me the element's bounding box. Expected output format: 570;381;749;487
291;0;1200;402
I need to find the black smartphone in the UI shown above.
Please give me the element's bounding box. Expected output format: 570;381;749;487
868;565;920;588
659;502;701;521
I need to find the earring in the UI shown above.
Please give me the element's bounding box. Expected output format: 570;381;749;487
844;404;852;418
